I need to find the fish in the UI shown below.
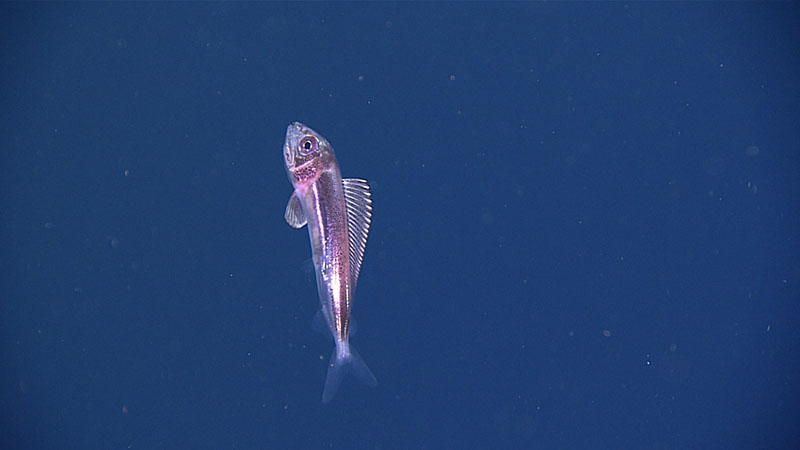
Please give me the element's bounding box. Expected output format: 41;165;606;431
282;121;377;403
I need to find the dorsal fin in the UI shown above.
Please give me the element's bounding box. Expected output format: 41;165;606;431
342;178;372;289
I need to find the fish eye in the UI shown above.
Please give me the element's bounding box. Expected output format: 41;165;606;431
298;136;318;155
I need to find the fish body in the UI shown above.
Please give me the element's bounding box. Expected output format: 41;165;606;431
283;122;376;402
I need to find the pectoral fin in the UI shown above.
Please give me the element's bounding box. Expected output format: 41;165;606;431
284;192;307;229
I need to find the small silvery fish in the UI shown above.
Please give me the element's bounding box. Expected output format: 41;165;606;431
283;122;377;403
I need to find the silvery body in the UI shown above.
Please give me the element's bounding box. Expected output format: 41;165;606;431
283;122;376;403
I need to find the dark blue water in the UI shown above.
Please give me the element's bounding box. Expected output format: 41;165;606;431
2;3;798;449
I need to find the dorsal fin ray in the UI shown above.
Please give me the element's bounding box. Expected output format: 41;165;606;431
342;178;372;290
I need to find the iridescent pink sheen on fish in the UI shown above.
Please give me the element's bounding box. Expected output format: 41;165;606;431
283;122;376;403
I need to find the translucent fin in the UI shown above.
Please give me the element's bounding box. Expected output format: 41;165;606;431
284;192;307;228
312;310;357;337
321;345;377;403
300;257;315;279
342;178;372;289
349;316;358;336
312;309;331;337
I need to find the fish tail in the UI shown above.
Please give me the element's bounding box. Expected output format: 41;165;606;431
322;344;377;403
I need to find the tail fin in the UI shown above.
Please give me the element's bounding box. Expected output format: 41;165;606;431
322;345;377;403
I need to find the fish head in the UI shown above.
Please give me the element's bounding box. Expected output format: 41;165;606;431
283;122;335;185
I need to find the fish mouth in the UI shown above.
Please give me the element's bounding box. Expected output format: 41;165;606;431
285;122;306;154
287;121;308;136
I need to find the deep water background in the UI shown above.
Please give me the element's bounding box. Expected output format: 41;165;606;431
2;3;799;450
